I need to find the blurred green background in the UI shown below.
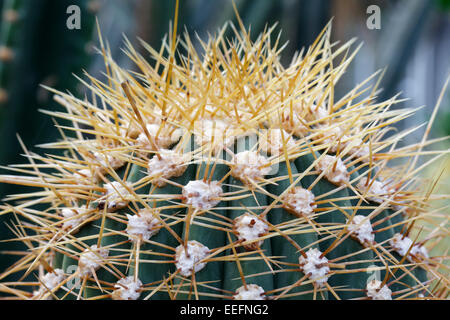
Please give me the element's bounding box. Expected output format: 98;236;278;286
0;0;448;281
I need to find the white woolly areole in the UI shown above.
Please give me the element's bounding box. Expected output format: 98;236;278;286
315;155;349;185
78;245;109;277
316;126;371;160
280;108;309;136
302;101;328;123
93;152;125;170
111;276;142;300
61;207;87;230
120;108;166;139
318;126;348;153
385;182;409;211
233;213;269;249
389;233;413;256
357;177;388;204
120;122;143;139
294;98;328;122
298;248;330;287
233;284;266;300
194;119;235;154
126;209;161;242
410;244;429;260
347;215;375;245
104;181;133;210
182;180;222;210
40;269;65;290
230;151;271;184
136;124;183;150
75;168;100;183
366;280;392;300
175;241;210;277
282;187;317;217
389;233;429;262
347;138;370;161
33;269;66;299
259;129;296;156
147;149;190;187
288;98;326;122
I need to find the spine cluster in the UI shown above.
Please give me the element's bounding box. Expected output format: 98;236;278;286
0;19;447;301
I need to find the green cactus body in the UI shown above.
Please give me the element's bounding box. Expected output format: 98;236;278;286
266;160;319;300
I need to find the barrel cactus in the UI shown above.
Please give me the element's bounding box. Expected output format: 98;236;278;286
0;18;448;300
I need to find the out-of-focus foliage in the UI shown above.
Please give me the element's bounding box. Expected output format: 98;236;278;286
438;0;450;10
0;0;97;279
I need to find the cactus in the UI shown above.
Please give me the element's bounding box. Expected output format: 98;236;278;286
0;15;448;300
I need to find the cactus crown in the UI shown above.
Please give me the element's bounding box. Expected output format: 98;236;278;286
0;17;448;300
